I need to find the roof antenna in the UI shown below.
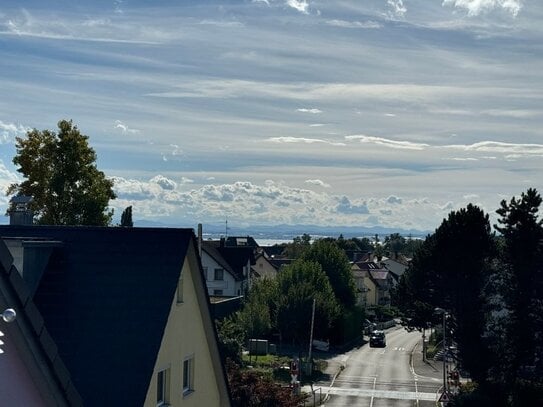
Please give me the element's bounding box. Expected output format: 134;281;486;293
225;218;229;238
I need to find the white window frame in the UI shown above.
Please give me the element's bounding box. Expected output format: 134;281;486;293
183;355;195;396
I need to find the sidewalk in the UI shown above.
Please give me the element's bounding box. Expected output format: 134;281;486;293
411;339;443;380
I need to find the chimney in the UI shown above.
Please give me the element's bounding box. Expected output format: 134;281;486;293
197;223;203;257
8;195;34;226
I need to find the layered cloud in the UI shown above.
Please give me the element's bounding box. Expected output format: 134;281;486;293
344;135;543;159
267;136;346;147
108;176;488;231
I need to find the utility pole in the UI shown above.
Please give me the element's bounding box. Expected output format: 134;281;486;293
308;298;316;362
435;308;448;397
307;298;316;380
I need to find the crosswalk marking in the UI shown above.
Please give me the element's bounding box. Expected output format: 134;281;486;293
327;387;437;401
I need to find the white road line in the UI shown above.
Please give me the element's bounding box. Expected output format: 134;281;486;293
369;377;376;407
326;387;437;401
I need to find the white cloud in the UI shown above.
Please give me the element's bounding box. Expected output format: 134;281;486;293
199;20;244;28
0;120;29;144
386;195;403;204
297;108;322;114
305;179;331;188
445;141;543;156
114;120;139;134
267;136;345;146
345;135;430;151
169;144;183;156
335;196;370;214
388;0;407;17
151;175;177;190
286;0;309;14
442;0;522;17
325;20;381;29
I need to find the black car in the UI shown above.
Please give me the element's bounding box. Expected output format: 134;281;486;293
369;330;386;347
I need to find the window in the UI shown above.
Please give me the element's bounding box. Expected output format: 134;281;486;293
183;356;195;396
214;268;224;281
203;266;208;280
157;369;169;406
214;289;223;296
177;273;184;303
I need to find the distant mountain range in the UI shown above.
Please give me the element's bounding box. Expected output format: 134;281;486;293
0;216;430;240
134;220;431;240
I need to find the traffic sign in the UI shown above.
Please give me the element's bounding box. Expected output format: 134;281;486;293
438;390;452;402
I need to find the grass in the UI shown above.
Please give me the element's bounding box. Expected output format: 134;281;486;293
241;353;328;384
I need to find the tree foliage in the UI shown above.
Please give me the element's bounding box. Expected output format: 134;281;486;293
301;239;357;308
383;233;406;258
276;259;340;345
237;278;277;341
394;190;543;405
7;120;116;226
283;233;311;258
120;205;133;227
494;188;543;404
394;204;495;384
226;360;307;407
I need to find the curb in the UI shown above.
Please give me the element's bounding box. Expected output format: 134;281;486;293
319;361;345;405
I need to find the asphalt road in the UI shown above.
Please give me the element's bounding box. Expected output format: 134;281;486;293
318;327;442;406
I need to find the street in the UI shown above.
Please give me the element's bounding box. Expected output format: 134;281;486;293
316;327;442;406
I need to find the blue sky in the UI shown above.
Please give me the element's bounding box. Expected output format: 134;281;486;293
0;0;541;232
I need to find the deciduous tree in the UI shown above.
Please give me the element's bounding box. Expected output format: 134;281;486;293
301;239;357;308
276;259;340;345
7;120;116;225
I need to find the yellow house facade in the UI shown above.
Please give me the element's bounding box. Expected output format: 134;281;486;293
145;241;230;407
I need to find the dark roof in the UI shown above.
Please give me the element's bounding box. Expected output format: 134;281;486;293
354;261;386;271
269;258;293;269
223;236;259;248
202;241;240;280
261;244;287;258
0;225;192;406
208;240;255;274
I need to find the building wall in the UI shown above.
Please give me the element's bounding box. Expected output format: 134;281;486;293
254;256;277;279
363;275;378;306
201;251;240;297
143;255;223;407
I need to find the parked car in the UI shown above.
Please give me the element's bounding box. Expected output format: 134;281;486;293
369;330;386;347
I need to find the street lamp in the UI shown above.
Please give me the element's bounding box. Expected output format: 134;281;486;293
434;307;448;396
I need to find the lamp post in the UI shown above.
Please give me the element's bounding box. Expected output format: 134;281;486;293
434;308;447;395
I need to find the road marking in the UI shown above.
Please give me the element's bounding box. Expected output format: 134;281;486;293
369;377;376;407
327;387;437;401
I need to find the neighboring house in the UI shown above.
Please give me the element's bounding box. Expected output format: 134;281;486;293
352;261;394;307
201;241;245;297
252;251;279;279
380;256;410;283
0;225;230;407
351;264;375;308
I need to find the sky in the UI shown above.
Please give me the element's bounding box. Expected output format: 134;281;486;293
0;0;541;233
